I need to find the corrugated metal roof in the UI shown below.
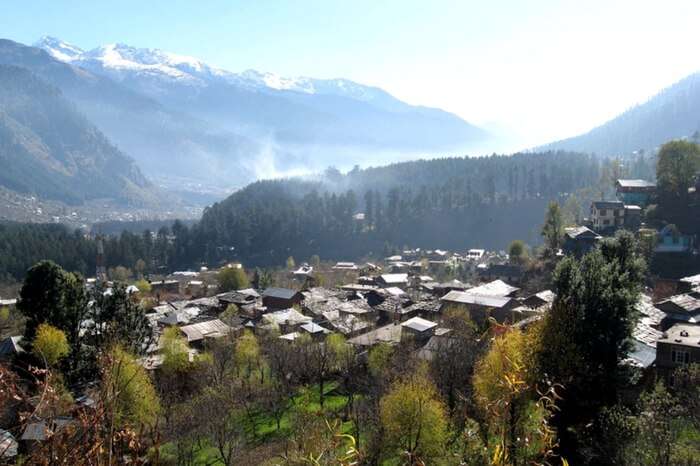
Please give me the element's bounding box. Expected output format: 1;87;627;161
263;287;299;300
179;319;230;342
401;317;437;332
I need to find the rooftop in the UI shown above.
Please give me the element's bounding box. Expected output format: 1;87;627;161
616;179;656;189
263;287;299;300
467;279;519;297
348;323;402;346
441;290;512;308
401;316;438;332
262;308;312;326
658;323;700;348
179;319;230;342
565;226;601;239
593;200;625;209
379;273;409;284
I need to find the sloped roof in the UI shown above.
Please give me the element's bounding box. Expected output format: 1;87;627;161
401;316;438;332
180;319;230;342
300;322;331;334
441;291;512;308
616;179;656;188
262;308;312;326
0;336;24;356
263;287;299;300
467;280;519;297
565;226;601;239
379;273;409;284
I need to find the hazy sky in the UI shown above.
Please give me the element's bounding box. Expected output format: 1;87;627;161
3;0;700;149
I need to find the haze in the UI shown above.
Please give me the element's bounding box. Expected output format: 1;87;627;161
4;0;700;150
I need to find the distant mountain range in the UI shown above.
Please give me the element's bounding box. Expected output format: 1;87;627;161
541;72;700;155
0;64;154;205
30;37;486;181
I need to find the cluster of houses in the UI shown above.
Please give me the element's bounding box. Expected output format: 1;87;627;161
629;273;700;376
564;178;698;256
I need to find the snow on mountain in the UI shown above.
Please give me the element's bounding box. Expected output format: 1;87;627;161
35;37;399;106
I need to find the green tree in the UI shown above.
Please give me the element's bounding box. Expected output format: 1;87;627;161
217;267;250;292
508;240;528;265
134;279;151;294
286;256;296;270
102;345;160;427
309;254;321;268
657;140;700;205
380;368;449;464
537;230;645;460
541;201;564;253
562;193;582;226
32;323;70;367
18;261;87;356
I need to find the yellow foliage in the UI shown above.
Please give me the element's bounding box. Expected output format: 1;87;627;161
32;323;70;367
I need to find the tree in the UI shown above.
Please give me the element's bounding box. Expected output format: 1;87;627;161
562;193;582;226
32;323;70;367
88;284;154;357
379;368;449;464
18;261;87;366
217;266;249;292
102;345;160;427
286;256;296;270
134;279;151;294
309;254;321;268
537;230;645;460
541;201;564;253
108;266;132;282
508;240;528;265
134;258;147;279
473;327;556;465
657;140;700;205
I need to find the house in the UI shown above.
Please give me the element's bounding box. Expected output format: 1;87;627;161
262;287;304;310
655;294;700;327
563;226;601;256
300;322;331;339
348;323;403;347
333;262;358;270
678;274;700;294
615;179;656;206
478;264;524;284
627;295;664;369
468;279;520;297
522;290;556;310
465;249;486;261
433;279;468;297
401;316;438;342
0;429;18;460
655;225;693;253
0;336;24;360
590;201;625;231
377;273;409;289
179;319;231;347
293;264;314;277
262;308;312;334
150;280;181;296
655;323;700;376
440;291;518;324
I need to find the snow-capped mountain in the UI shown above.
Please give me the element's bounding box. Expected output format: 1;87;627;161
36;36;406;108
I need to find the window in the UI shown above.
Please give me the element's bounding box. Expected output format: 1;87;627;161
603;219;610;226
599;209;607;216
671;349;690;364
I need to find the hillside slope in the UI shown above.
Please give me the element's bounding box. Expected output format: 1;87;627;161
541;72;700;155
0;65;153;205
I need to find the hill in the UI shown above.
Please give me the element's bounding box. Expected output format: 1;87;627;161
194;151;600;266
541;72;700;155
0;65;154;205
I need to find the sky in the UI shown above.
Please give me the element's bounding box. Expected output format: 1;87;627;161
3;0;700;149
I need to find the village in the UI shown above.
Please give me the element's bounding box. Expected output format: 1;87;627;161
1;172;700;464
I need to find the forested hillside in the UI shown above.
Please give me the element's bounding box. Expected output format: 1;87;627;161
542;72;700;155
195;151;602;265
0;65;154;205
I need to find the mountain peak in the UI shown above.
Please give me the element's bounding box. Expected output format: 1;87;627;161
34;36;84;61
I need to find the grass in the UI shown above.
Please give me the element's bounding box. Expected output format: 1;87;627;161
159;380;353;465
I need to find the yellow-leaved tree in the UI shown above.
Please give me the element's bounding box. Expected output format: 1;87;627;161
380;366;449;464
32;323;70;367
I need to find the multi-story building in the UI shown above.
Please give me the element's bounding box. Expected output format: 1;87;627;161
590;200;625;231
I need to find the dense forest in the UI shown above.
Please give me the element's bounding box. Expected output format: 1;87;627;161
0;149;657;281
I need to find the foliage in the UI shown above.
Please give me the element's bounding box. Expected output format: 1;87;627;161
161;326;191;373
379;368;449;464
102;345;160;427
657;140;700;205
367;343;393;378
507;240;528;265
537;230;645;460
134;278;151;293
32;323;70;367
541;201;564;252
287;256;296;269
218;266;250;292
